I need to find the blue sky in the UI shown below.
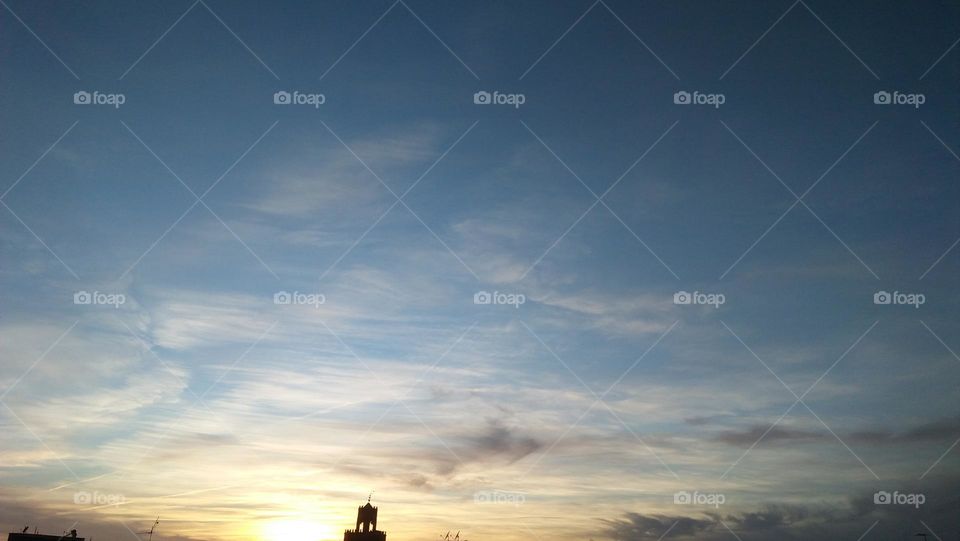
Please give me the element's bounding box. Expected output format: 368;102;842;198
1;2;959;541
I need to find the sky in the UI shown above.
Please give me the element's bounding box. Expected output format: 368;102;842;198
1;1;959;541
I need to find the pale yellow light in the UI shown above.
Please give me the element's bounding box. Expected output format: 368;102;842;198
261;519;337;541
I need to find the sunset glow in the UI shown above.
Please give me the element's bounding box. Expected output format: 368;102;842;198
1;2;959;541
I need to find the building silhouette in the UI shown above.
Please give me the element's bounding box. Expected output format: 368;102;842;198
343;500;386;541
8;529;82;541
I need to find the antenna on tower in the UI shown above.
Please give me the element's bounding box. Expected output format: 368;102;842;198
367;491;374;503
138;517;159;541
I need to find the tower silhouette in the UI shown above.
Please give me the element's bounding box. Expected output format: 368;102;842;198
343;499;385;541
